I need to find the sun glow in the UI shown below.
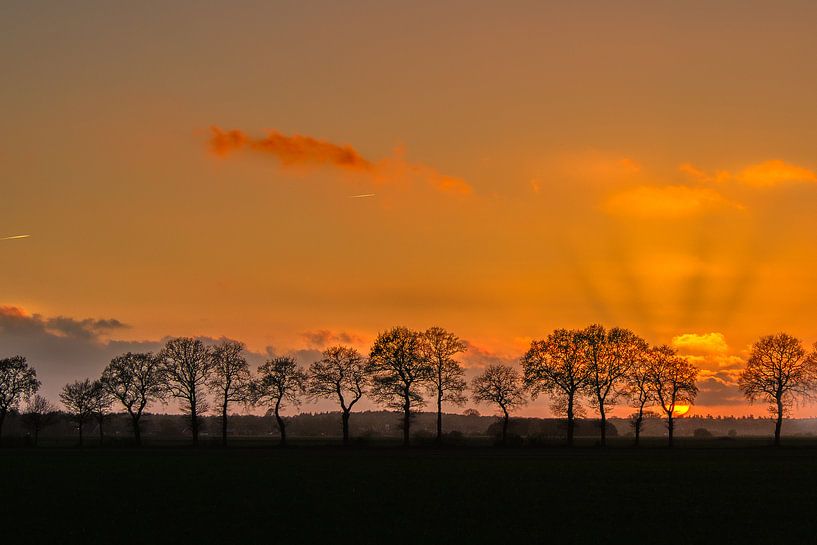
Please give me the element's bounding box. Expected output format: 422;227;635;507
673;405;691;416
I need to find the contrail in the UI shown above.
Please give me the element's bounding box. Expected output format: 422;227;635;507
349;193;376;198
0;234;30;241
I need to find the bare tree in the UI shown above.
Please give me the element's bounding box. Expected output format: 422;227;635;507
368;327;433;447
0;356;40;445
207;340;252;447
420;326;468;445
471;364;527;445
21;395;57;446
738;333;817;446
160;337;214;446
581;325;647;446
89;380;114;445
647;345;699;447
254;356;307;446
102;352;164;446
522;329;591;446
60;379;95;447
624;348;654;447
307;346;369;445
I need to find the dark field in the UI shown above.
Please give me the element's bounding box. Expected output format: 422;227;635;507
3;443;817;544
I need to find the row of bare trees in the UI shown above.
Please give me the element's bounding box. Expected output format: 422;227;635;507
500;326;700;447
2;327;817;447
48;329;467;448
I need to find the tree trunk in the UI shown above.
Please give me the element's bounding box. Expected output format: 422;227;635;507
501;407;509;446
222;402;229;448
667;413;674;448
191;404;199;447
566;394;575;447
403;390;411;447
774;397;784;447
78;420;84;448
599;403;607;447
634;408;643;447
276;414;286;447
342;410;350;446
131;414;142;447
436;388;443;446
275;400;286;447
98;418;104;446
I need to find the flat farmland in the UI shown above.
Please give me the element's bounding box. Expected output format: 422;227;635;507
3;444;817;544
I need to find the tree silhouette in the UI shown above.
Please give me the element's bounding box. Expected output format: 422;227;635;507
421;326;467;445
647;345;699;447
254;356;306;446
738;333;817;446
21;395;56;446
368;327;433;447
471;364;527;445
102;352;164;446
522;329;591;446
307;346;369;445
0;356;40;445
160;337;214;446
207;340;252;447
581;325;647;446
624;347;654;447
89;380;113;444
60;379;95;447
628;410;658;443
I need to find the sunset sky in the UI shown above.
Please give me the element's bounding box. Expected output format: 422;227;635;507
3;1;817;417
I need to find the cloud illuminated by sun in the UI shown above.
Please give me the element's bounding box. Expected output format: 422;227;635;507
208;126;472;196
737;160;817;187
680;160;817;187
672;332;729;354
604;185;742;219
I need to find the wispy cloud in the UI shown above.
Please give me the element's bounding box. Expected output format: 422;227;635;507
209;127;472;196
460;341;515;370
45;316;128;340
300;329;364;348
737;160;817;187
680;160;817;187
1;306;128;341
672;332;728;354
210;127;373;172
604;185;742;219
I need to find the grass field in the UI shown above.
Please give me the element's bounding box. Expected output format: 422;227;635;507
3;443;817;544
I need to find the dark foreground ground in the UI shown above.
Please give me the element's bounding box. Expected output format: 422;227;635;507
3;442;817;544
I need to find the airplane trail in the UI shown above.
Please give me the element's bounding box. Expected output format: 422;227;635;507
0;234;30;241
349;193;376;198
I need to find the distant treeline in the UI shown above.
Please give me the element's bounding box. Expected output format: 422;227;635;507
2;325;816;448
1;409;813;446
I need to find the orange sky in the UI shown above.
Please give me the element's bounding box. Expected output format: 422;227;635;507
3;1;817;417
